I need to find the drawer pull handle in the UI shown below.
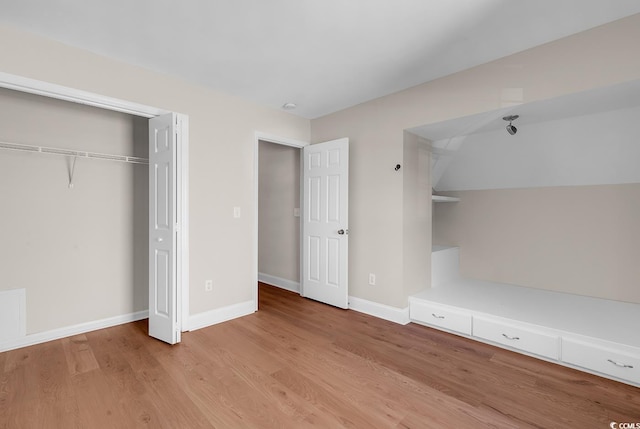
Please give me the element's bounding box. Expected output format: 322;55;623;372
502;334;520;341
431;313;445;319
607;359;634;369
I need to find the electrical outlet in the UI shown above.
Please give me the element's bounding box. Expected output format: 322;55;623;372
205;280;213;292
368;273;376;285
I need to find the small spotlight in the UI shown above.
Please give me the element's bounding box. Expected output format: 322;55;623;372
503;115;519;135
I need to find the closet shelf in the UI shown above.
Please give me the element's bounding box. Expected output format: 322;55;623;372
0;141;148;164
432;195;460;202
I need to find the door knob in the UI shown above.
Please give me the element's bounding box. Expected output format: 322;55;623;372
157;238;164;242
337;229;349;235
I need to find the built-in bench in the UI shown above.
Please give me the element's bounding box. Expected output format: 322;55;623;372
409;246;640;387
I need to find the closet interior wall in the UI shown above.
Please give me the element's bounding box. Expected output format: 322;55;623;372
0;87;149;335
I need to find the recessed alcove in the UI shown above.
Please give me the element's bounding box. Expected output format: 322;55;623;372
406;79;640;386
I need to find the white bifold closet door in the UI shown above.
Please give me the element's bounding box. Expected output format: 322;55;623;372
148;113;180;344
301;138;349;309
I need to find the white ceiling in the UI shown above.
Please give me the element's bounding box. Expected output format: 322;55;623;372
1;1;639;119
409;79;640;141
408;79;640;192
431;104;640;192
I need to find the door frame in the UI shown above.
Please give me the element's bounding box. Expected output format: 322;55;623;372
0;71;190;332
253;132;308;309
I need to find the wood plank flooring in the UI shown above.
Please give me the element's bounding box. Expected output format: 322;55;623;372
2;283;639;428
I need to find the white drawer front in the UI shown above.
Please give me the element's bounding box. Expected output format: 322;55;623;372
410;301;472;335
473;316;559;359
562;338;640;385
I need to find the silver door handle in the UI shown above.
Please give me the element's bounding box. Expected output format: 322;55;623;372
337;229;349;235
608;359;633;369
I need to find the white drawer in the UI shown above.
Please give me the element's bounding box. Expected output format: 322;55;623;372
409;300;472;335
473;316;559;359
562;338;640;385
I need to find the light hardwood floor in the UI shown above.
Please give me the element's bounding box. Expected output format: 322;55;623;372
2;283;639;428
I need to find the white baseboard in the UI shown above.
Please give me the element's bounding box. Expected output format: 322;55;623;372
258;272;300;293
187;300;255;331
348;296;410;325
257;273;409;325
0;310;149;353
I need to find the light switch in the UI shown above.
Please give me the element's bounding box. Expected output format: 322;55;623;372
233;206;241;218
294;208;300;217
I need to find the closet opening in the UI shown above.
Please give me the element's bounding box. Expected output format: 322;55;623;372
0;72;188;350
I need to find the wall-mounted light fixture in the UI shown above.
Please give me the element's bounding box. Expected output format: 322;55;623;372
503;114;519;135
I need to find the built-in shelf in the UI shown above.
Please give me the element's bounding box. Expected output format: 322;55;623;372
432;195;460;202
410;246;640;387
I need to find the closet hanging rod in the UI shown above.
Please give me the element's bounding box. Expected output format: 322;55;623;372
0;140;149;165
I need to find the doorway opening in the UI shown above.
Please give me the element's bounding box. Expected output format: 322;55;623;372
254;134;306;309
253;133;350;310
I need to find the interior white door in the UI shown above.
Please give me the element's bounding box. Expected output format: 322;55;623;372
149;113;180;344
302;138;349;308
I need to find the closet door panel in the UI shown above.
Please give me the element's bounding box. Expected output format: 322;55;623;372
149;113;179;345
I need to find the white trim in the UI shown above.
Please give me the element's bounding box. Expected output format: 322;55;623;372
348;296;410;325
298;152;304;297
0;72;167;118
0;310;148;353
177;114;190;332
253;132;309;310
187;300;255;331
0;71;190;342
258;272;300;293
254;132;309;149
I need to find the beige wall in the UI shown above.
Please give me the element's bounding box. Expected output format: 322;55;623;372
3;13;640;325
258;141;300;283
0;88;148;334
433;184;640;304
311;14;640;308
402;132;431;298
0;25;310;323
